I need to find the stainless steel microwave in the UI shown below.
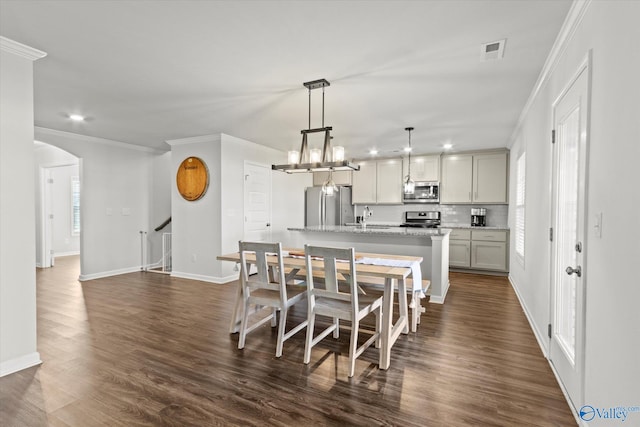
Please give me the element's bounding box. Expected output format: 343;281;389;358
403;181;440;204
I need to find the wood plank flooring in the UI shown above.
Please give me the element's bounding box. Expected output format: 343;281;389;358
1;256;576;426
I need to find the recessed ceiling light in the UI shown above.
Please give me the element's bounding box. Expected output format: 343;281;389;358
443;143;453;150
403;147;412;152
69;114;85;122
369;149;378;155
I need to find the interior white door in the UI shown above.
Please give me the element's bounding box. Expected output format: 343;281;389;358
243;162;272;242
43;168;54;267
549;59;590;412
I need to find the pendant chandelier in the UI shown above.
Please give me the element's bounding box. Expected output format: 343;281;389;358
403;127;415;194
272;79;359;174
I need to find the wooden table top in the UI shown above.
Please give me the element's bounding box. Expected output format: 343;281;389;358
217;248;422;281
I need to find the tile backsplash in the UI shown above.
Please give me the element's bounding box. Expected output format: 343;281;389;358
353;203;509;228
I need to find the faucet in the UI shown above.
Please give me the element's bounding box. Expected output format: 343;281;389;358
361;206;372;228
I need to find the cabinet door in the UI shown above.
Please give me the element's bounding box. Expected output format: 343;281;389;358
313;170;353;186
403;155;440;182
471;241;507;271
449;240;471;267
441;155;473;203
376;159;403;204
352;161;377;204
473;152;508;203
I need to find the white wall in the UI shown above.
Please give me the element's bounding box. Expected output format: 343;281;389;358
0;42;43;376
169;135;223;281
169;133;310;282
507;0;640;416
34;128;160;280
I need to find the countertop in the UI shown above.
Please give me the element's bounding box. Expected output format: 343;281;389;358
288;225;452;237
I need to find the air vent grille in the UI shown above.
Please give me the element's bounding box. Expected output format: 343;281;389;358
481;39;506;61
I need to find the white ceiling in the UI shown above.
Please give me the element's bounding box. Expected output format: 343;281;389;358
1;0;572;157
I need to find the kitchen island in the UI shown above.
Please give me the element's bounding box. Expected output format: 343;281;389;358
288;225;451;303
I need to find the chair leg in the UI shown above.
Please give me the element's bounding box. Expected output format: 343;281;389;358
271;307;278;327
348;318;359;378
238;299;251;350
333;318;340;338
411;294;419;333
304;313;315;365
276;306;287;358
374;309;381;348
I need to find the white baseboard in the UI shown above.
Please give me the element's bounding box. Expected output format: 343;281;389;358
508;275;548;357
35;262;43;268
0;352;42;377
429;280;449;304
79;266;142;281
171;271;237;284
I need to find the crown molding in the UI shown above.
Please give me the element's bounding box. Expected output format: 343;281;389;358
0;36;47;61
508;0;592;147
166;134;221;146
35;127;164;153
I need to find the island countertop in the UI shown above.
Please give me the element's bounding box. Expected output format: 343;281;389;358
287;225;451;238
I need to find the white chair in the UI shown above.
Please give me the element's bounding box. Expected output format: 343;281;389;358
238;241;307;358
303;245;382;377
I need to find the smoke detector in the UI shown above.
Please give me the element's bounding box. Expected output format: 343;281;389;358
481;39;506;61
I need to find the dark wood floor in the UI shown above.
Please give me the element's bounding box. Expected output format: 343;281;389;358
1;256;575;426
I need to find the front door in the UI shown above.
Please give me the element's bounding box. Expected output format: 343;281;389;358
243;162;272;242
549;57;590;412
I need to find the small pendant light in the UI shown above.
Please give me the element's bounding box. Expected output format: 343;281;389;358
403;127;415;194
322;170;338;196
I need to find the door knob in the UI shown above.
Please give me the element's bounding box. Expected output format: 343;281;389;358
266;223;271;227
565;266;582;277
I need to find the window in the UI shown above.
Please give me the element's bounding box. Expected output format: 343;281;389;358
515;152;526;265
71;176;80;235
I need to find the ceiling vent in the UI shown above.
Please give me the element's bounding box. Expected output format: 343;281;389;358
481;39;506;61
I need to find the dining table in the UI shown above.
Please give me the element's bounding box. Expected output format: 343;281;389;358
217;248;423;370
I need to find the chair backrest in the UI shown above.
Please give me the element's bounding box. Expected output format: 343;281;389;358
238;241;286;302
304;244;358;311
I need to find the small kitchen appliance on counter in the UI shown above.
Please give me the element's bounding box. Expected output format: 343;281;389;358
471;208;487;227
400;211;441;228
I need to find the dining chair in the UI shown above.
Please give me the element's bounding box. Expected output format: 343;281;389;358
238;241;307;358
303;244;382;377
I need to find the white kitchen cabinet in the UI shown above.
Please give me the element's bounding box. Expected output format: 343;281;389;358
352;159;402;205
448;229;508;272
441;151;508;204
402;154;440;182
473;152;508;203
352;161;377;204
376;159;403;204
441;155;473;203
313;170;352;186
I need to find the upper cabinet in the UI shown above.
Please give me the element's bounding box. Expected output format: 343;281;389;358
441;151;508;204
312;170;352;186
352;159;403;205
402;154;440;182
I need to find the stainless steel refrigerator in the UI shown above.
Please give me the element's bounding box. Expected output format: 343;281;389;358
305;186;354;226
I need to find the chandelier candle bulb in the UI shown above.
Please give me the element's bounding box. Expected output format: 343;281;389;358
333;146;345;162
288;150;300;164
310;148;322;163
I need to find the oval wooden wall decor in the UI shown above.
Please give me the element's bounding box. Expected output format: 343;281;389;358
176;157;209;201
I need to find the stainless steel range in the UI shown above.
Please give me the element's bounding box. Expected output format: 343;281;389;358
400;211;441;228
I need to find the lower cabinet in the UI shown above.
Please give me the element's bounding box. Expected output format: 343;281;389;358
449;229;471;268
449;229;509;272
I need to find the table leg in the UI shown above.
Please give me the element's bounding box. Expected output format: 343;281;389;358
379;277;394;370
229;271;243;334
398;277;409;334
